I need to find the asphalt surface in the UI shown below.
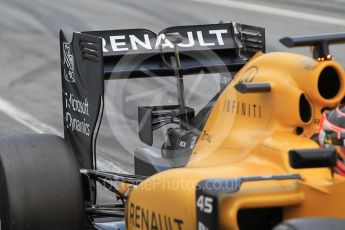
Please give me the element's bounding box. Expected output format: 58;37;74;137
1;0;345;200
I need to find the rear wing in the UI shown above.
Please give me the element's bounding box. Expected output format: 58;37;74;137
59;22;265;169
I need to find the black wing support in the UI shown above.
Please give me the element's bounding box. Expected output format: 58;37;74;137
280;32;345;60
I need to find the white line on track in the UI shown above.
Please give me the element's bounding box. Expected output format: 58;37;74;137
0;97;128;173
0;97;61;135
192;0;345;26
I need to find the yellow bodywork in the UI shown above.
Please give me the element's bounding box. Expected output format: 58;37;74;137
126;52;345;229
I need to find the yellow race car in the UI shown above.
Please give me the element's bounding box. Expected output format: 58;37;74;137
0;22;345;230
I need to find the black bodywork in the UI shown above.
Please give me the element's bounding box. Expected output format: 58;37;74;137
60;22;265;169
59;22;265;228
59;21;265;200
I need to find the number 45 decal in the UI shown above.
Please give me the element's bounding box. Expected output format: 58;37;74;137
197;195;213;214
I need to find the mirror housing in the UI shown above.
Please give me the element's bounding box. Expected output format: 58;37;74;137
289;147;337;169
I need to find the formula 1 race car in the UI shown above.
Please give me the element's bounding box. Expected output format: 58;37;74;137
1;22;345;230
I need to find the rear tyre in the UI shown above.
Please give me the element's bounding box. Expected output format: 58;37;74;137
0;134;84;230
